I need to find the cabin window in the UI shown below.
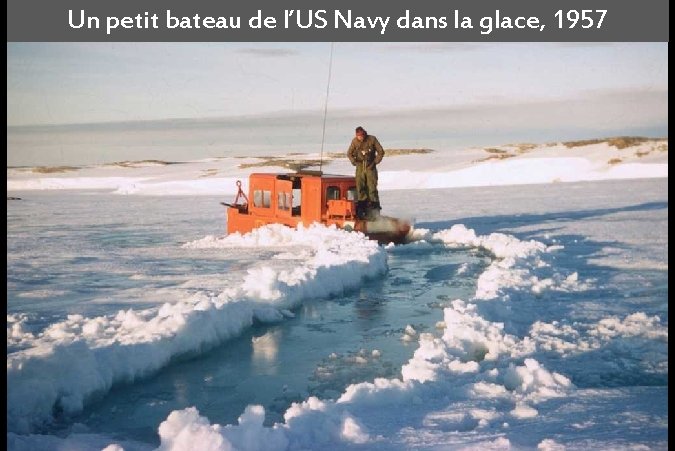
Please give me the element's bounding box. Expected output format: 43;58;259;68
347;187;357;201
253;190;272;208
292;188;301;216
326;186;341;200
278;192;291;211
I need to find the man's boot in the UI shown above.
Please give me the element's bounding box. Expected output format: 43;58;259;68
366;201;380;220
356;201;368;219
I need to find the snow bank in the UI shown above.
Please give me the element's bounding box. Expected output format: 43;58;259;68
410;224;589;301
379;157;667;190
7;139;668;195
6;176;150;191
151;224;583;450
531;312;668;356
150;219;667;449
6;224;387;433
7;431;152;451
113;177;241;195
10;214;665;449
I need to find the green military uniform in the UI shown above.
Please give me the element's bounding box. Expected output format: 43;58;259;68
347;134;385;205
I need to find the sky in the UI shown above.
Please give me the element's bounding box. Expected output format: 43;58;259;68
7;42;668;127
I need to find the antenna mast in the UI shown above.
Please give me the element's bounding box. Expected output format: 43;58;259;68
319;42;334;173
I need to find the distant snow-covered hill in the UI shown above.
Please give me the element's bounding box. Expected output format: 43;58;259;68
6;137;668;195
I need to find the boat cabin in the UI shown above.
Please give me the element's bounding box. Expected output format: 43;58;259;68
224;171;410;244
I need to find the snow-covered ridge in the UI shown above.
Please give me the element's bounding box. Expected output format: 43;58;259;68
6;224;386;434
6;138;668;194
144;224;666;450
7;218;667;449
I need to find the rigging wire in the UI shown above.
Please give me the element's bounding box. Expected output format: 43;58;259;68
319;42;334;173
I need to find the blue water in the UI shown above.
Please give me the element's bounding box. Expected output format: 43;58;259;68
7;191;489;446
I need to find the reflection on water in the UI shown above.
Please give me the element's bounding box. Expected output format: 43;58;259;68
252;329;281;372
8;193;491;445
63;245;489;445
354;289;386;324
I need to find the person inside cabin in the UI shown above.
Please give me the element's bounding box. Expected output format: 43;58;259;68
347;126;385;218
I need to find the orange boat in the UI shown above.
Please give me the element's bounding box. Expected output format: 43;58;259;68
223;171;411;244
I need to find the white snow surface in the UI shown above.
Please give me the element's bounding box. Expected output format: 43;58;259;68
7;224;386;434
6;139;668;195
6;139;668;450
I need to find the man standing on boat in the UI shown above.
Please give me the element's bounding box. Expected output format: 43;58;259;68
347;126;385;219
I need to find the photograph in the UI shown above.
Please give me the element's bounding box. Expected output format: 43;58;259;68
7;42;668;450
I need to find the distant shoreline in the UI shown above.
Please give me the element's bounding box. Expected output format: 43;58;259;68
6;137;667;171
